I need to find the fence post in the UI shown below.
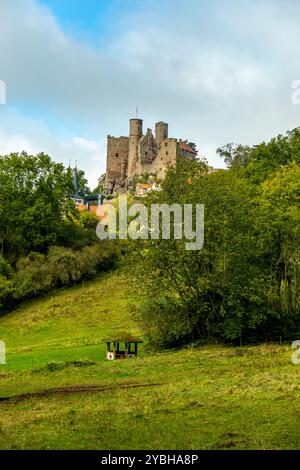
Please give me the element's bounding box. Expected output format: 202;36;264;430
0;341;6;364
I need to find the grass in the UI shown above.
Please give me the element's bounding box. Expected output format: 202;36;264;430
0;269;141;372
0;269;300;450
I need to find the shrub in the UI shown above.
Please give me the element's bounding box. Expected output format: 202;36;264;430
0;241;119;315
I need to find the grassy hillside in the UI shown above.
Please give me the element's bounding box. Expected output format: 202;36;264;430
0;270;300;450
0;270;140;372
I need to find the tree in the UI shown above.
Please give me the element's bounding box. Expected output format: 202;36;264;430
187;142;198;154
245;128;300;182
0;152;74;261
92;173;106;195
73;168;90;196
78;210;100;229
217;143;253;168
134;150;300;348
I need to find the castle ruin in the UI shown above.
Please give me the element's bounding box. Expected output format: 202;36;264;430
106;118;197;194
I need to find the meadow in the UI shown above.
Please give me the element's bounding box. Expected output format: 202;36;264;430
0;270;300;450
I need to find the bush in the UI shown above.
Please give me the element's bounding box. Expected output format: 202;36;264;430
0;241;119;315
136;297;198;350
78;210;99;229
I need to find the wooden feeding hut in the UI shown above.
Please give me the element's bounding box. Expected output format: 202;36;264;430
104;333;143;361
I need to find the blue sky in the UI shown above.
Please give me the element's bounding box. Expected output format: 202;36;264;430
41;0;132;41
0;0;300;187
41;0;111;27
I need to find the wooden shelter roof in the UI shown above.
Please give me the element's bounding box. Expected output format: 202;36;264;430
104;332;143;343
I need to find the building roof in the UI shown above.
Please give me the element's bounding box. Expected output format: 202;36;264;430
89;205;98;214
136;183;153;190
104;332;143;343
179;141;198;155
77;204;86;212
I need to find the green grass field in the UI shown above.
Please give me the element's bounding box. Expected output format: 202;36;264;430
0;269;300;450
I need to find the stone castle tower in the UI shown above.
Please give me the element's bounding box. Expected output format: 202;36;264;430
106;118;197;194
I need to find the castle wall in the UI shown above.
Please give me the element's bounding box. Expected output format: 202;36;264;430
144;138;178;180
140;128;158;165
106;118;195;194
106;136;129;182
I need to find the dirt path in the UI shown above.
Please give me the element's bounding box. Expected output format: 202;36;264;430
0;381;164;403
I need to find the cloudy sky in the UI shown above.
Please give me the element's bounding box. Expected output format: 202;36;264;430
0;0;300;188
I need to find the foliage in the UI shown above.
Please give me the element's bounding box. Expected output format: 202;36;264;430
0;152;118;315
78;210;100;229
74;168;91;196
134;133;300;348
187;141;198;154
0;242;118;314
246;127;300;182
92;173;106;195
217;143;253;168
0;268;299;449
0;152;74;261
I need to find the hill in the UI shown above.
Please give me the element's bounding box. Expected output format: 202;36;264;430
0;270;300;450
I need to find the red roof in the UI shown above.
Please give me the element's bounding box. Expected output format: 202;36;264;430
179;142;197;155
89;205;98;214
137;183;153;189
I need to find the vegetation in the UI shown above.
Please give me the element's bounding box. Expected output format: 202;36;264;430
92;173;106;195
0;127;300;449
134;128;300;348
0;270;299;450
0;152;119;315
0;243;118;314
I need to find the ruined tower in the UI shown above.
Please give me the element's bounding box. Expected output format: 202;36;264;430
155;122;168;146
128;118;143;178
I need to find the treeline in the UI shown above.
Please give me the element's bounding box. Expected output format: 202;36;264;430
0;152;118;315
0;244;117;313
134;128;300;348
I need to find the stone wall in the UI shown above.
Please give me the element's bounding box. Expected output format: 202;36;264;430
106;136;129;182
106;118;195;193
146;138;178;180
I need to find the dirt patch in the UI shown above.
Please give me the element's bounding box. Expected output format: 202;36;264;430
0;381;163;403
0;372;14;379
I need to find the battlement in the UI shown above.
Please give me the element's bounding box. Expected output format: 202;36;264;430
106;117;196;194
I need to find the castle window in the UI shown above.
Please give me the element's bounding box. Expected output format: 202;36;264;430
166;151;169;156
115;153;119;158
165;142;168;147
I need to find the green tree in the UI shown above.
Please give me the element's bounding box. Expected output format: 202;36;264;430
92;173;106;195
217;143;253;168
134;155;300;347
0;152;74;261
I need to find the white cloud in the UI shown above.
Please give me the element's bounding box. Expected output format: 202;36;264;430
0;110;106;188
0;0;300;185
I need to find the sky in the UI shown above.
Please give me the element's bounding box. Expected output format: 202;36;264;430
0;0;300;188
